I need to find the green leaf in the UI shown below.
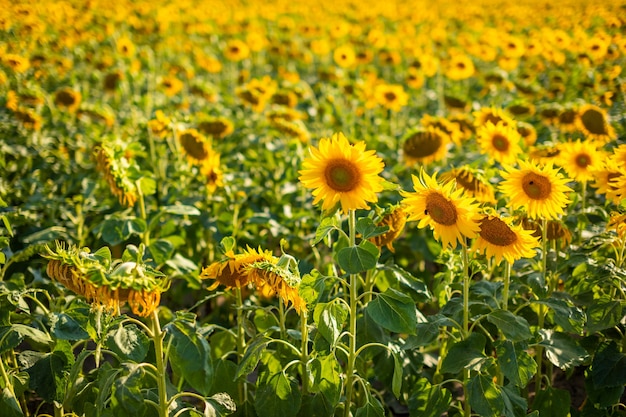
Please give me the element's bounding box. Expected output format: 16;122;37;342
486;310;532;342
355;394;385;417
206;392;236;416
49;311;89;341
236;338;270;380
165;319;214;396
99;217;147;245
535;299;585;334
392;350;402;399
356;217;389;239
337;241;379;274
148;239;175;265
500;385;527;417
105;324;149;363
585;301;622;333
313;216;340;245
379;264;431;303
208;360;239;400
531;386;570;417
365;288;417;335
12;324;53;347
21;340;74;403
299;270;328;306
137;176;156;196
0;388;23;417
111;365;147;415
0;326;23;354
467;374;505;417
313;302;348;346
440;333;487;374
408;314;457;348
408;377;452;417
166;253;199;276
1;215;14;237
585;375;624;408
591;341;626;388
538;329;589;370
161;204;202;216
310;354;341;407
255;372;302;417
496;341;537;388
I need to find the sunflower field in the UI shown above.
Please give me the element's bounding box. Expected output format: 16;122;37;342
2;0;626;416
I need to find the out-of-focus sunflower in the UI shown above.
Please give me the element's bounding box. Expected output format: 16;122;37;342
374;83;408;112
528;143;561;165
2;53;30;73
201;151;224;193
299;132;385;214
538;103;563;127
95;142;139;207
271;118;310;143
224;39;251;62
558;140;605;183
160;76;184;97
333;44;356;68
13;107;42;130
591;158;623;202
368;205;408;252
116;36;136;57
555;105;578;133
401;127;450;166
521;217;573;249
516;121;537;147
499;160;572;220
444;53;475;80
440;167;496;204
197;115;234;139
420;114;463;145
54;87;81;113
401;170;481;249
473;106;515;129
576;103;616;143
148;110;171;138
477;121;523;165
473;214;539;265
178;128;211;164
236;76;277;113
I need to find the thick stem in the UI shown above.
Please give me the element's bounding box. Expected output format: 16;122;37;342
235;288;249;412
151;310;169;417
300;312;309;396
535;218;549;393
344;210;358;417
461;244;471;417
137;182;151;246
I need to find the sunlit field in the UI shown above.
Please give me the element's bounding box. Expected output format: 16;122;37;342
1;0;626;416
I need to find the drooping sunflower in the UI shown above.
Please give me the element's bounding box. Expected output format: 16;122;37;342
368;205;408;252
401;170;481;249
473;214;539;265
95;143;139;207
440;167;496;204
476;121;523;165
199;247;274;291
576;103;616;143
299;132;385;214
246;256;307;315
499;160;572;220
401;127;450;166
558;140;605;183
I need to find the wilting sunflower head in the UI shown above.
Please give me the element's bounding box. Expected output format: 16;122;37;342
473;214;539;265
299;132;385;214
440;167;496;204
401;126;450;166
576;104;616;143
401;169;481;249
94;142;140;207
199;246;275;291
368;205;408;252
499;160;572;220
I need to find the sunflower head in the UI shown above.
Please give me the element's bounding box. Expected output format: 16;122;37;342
440;167;496;204
476;121;522;165
576;103;616;143
299;132;385;214
474;214;539;264
401;126;450;166
178;128;211;163
368;205;408;252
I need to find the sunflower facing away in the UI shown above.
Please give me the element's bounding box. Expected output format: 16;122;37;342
299;132;385;214
369;205;408;253
401;170;481;249
473;214;540;265
499;160;572;220
401;126;450;166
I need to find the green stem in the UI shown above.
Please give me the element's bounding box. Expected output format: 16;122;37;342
151;310;169;417
535;218;549;394
137;181;151;246
344;210;358;417
461;244;471;417
235;288;249;412
0;355;15;398
300;311;309;396
502;261;512;311
278;298;287;340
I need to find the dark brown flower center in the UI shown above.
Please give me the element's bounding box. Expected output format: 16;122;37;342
425;192;457;226
580;108;609;135
325;159;360;192
180;132;209;160
479;217;518;246
384;91;397;102
522;172;552;200
575;153;591;168
492;133;509;151
403;130;443;158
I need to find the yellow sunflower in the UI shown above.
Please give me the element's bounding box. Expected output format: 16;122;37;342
201;151;224;193
516;121;537;147
558;140;605;183
473;106;515;129
374;83;408;112
54;87;81;113
178;128;211;164
333;44;356;68
591;158;624;201
477;121;523;165
224;39;251;62
473;214;539;265
401;127;450;166
246;257;307;315
444;53;475;81
576;104;616;143
440;167;496;204
299;132;385;214
401;170;481;249
499;160;572;220
199;247;274;291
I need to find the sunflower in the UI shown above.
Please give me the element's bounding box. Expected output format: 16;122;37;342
477;121;523;165
473;106;515;129
199;247;274;291
607;212;626;239
444;53;475;80
521;217;573;249
369;206;408;252
516;121;537;147
271;118;310;143
558;140;604;183
224;39;251;62
160;76;184;97
576;104;616;143
401;170;481;249
555;105;578;133
528;143;561;165
591;158;623;201
299;132;385;214
13;107;42;131
401;127;450;166
333;44;356;68
201;151;224;193
148;110;171;138
473;214;539;265
247;257;307;314
2;53;30;73
178;128;211;163
197;115;234;139
374;83;408;112
499;160;572;220
54;87;81;112
440;167;496;204
420;114;463;145
116;36;136;57
95;144;138;207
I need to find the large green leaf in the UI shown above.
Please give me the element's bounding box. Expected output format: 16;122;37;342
467;374;504;417
236;337;270;380
255;372;302;417
105;323;149;363
148;239;175;265
365;288;417;335
309;354;341;407
337;241;379;274
531;386;571;417
535;299;585;335
0;326;23;354
12;324;53;347
538;330;589;370
408;314;457;348
486;310;532;342
49;311;89;341
111;365;147;415
440;333;488;374
356;217;388;239
500;385;527;417
378;264;431;303
354;394;385;417
313;301;348;346
585;301;622;333
165;319;214;396
591;341;626;388
313;216;340;245
408;377;451;417
20;340;74;403
495;341;536;388
1;388;24;417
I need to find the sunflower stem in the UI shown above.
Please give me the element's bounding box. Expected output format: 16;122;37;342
502;260;511;311
137;181;151;246
461;243;472;417
300;311;309;396
235;287;249;413
150;309;169;417
344;209;358;417
535;217;549;395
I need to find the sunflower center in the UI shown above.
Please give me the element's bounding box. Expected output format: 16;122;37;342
479;217;518;246
522;172;552;200
575;154;591;168
492;134;509;151
425;193;457;225
403;131;443;158
581;108;608;135
384;91;397;102
325;159;360;192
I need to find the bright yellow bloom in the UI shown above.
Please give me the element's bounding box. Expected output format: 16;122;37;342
558;140;605;183
473;214;539;265
477;122;523;165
